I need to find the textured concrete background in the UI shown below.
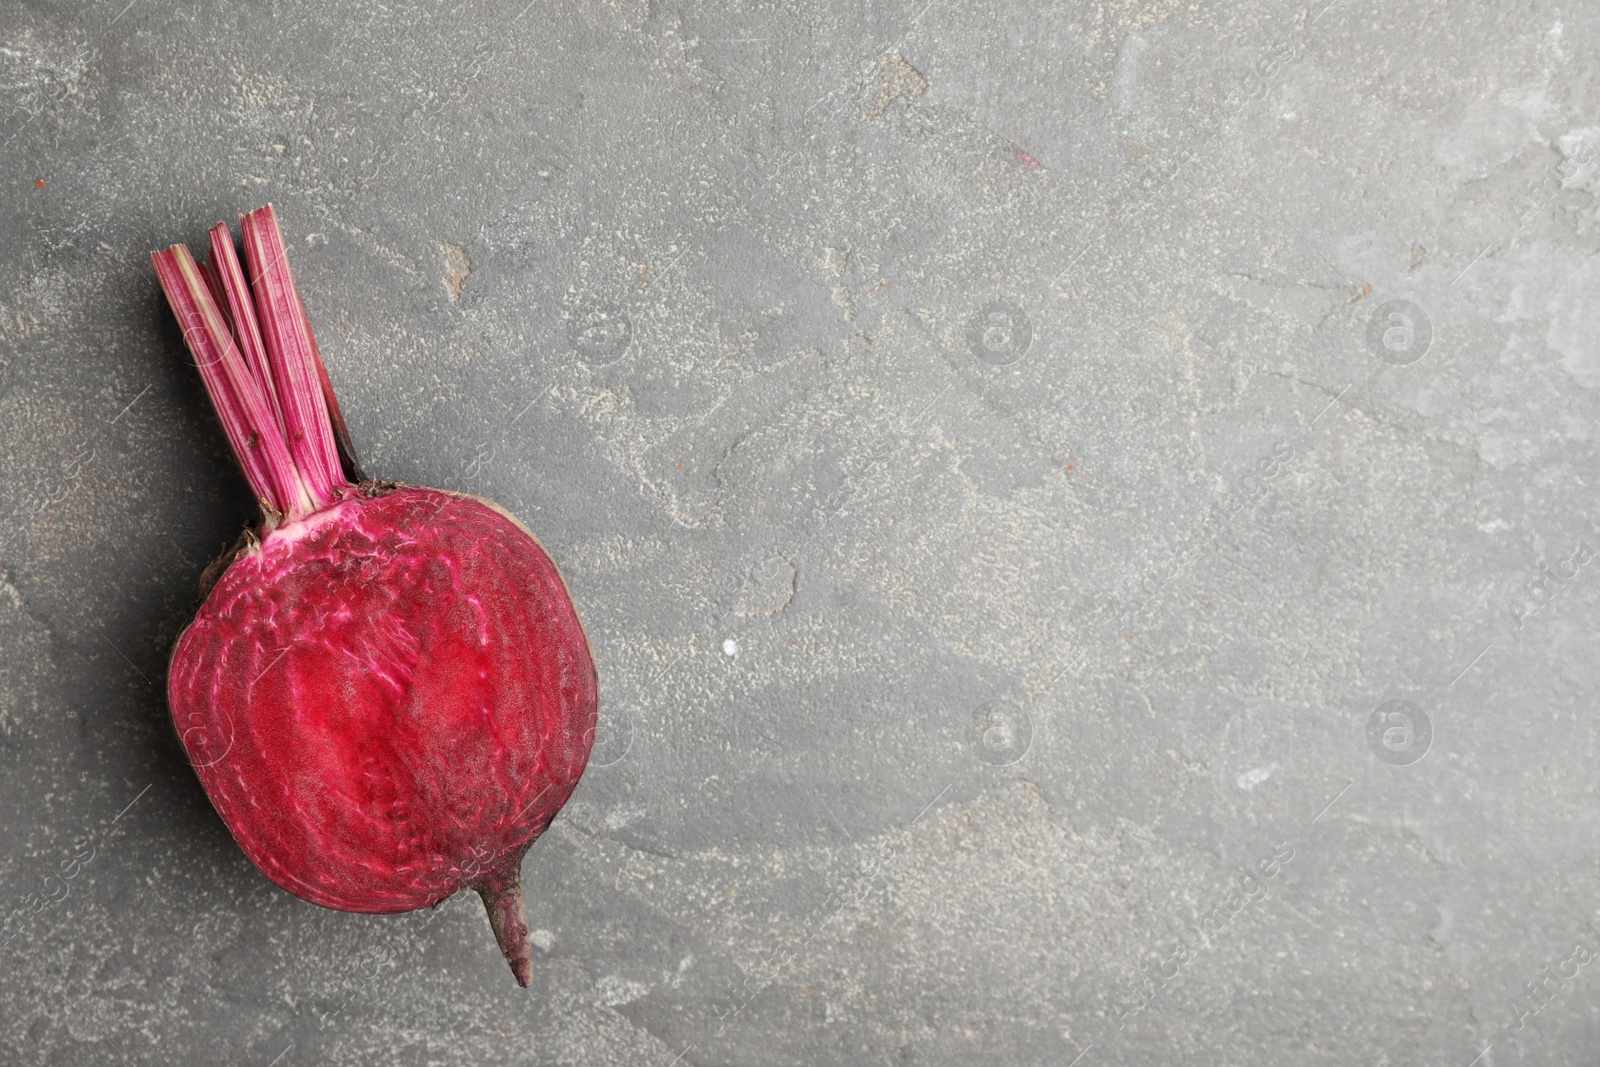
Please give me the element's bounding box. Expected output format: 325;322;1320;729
4;0;1600;1063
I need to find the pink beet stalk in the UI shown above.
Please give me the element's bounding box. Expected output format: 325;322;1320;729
240;206;346;508
207;221;283;440
151;205;599;987
150;244;311;516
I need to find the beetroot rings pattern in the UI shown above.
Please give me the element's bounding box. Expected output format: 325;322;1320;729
153;206;598;986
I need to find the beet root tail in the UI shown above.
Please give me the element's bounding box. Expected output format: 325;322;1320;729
477;862;533;987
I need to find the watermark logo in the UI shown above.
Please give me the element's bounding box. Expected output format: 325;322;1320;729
971;700;1032;766
1508;930;1600;1033
587;709;634;768
460;441;496;482
1365;299;1431;366
567;300;633;367
181;709;237;770
968;301;1033;367
1510;540;1593;633
1366;699;1431;766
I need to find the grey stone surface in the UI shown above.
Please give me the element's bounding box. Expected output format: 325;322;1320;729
4;0;1600;1062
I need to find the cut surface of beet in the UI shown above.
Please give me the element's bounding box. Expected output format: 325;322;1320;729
171;488;597;911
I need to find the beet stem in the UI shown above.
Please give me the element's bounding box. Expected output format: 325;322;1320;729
477;863;534;988
208;221;286;442
153;205;357;523
239;204;348;508
150;245;312;516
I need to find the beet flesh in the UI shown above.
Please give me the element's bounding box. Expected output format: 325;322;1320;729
171;487;596;907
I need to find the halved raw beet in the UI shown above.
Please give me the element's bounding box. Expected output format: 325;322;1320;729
154;205;598;986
